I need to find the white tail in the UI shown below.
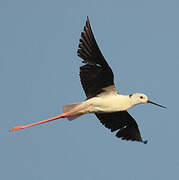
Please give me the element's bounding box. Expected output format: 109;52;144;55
62;103;83;120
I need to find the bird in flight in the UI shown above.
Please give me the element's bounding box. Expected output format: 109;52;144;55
10;17;166;144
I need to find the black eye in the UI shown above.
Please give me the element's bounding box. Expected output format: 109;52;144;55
140;96;144;99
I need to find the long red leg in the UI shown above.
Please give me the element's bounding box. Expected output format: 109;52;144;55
9;104;91;132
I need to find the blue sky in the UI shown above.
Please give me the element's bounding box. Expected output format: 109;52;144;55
1;0;179;179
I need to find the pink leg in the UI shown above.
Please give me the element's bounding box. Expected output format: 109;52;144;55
9;104;91;132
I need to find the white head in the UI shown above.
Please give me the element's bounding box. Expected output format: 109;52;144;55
129;93;166;108
129;93;148;105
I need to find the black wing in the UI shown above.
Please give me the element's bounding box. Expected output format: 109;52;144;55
77;17;115;98
95;111;147;144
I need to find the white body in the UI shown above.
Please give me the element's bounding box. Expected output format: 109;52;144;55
62;91;149;120
82;94;132;113
62;82;151;120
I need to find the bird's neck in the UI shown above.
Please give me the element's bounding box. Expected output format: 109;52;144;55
128;95;140;108
109;94;135;111
116;94;140;110
120;95;135;110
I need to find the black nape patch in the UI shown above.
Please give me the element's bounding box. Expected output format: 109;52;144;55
129;94;133;98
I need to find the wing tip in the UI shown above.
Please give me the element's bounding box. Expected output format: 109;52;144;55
116;133;148;144
86;16;91;29
87;16;89;23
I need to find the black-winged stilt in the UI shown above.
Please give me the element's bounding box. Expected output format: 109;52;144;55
10;17;166;143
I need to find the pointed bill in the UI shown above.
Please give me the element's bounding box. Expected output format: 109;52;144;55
147;100;166;108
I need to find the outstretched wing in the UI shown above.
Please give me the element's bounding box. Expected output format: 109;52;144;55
95;111;147;143
77;17;115;98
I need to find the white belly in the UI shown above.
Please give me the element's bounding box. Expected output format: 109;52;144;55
81;94;132;113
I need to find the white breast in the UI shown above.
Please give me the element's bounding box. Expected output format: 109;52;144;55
82;94;133;113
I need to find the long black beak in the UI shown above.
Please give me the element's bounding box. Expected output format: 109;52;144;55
147;100;166;108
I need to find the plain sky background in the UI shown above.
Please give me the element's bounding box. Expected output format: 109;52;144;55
1;0;179;179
